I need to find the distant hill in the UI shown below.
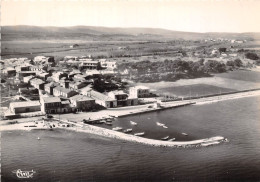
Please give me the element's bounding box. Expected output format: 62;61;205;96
2;25;260;41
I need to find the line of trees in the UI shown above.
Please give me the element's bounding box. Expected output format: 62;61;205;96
118;58;245;82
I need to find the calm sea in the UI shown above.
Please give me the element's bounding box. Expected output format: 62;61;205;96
1;96;260;182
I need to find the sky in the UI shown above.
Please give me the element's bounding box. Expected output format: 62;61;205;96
1;0;260;33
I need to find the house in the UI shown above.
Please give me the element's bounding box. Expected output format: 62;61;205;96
34;56;55;65
108;90;129;106
129;86;150;98
86;90;117;108
69;81;88;90
80;60;98;70
3;67;16;76
52;72;68;82
40;96;62;114
23;75;35;83
68;69;81;78
36;71;50;80
99;59;117;70
53;86;78;98
9;101;41;114
70;94;95;111
44;82;59;95
60;78;70;89
30;78;45;90
108;90;138;106
15;65;30;72
73;74;88;81
17;71;36;78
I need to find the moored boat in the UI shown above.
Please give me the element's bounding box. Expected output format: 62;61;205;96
161;136;169;140
130;121;137;125
112;127;123;131
182;133;188;136
168;138;176;141
134;132;145;136
123;128;133;133
162;125;168;129
156;122;165;126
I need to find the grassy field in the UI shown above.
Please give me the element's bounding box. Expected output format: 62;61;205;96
155;84;236;97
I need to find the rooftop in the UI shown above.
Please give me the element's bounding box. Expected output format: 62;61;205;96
70;94;94;101
89;90;116;102
10;101;41;108
109;90;127;95
54;86;77;94
41;96;61;103
132;85;149;90
30;78;45;85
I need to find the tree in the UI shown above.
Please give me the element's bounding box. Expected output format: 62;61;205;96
234;59;243;67
245;52;259;60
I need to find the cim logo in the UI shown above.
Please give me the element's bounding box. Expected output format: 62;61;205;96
12;169;36;179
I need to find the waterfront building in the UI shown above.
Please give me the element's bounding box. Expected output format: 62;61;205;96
86;90;117;108
40;96;62;114
129;86;150;98
9;101;41;114
70;94;95;111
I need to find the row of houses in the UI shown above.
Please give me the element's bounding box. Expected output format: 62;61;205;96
7;84;150;116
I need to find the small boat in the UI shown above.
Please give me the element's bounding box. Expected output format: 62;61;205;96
106;118;113;122
168;138;176;141
37;137;40;140
130;121;137;126
134;132;145;136
161;136;169;140
105;122;112;126
112;127;123;131
156;122;165;126
163;125;168;129
99;120;106;124
123;129;133;133
182;133;188;136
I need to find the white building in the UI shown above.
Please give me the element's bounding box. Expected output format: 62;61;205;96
129;86;150;98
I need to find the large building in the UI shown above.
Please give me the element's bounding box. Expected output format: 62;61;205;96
129;86;150;98
9;101;41;114
80;60;99;70
40;96;62;114
86;90;117;108
108;90;138;106
99;59;117;70
70;94;95;111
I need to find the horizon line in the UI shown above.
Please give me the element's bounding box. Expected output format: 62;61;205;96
2;24;260;34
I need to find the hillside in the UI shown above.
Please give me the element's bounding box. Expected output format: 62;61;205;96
3;25;259;41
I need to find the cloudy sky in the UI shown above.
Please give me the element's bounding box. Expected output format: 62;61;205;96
1;0;260;33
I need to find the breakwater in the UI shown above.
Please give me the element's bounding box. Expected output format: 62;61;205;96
61;119;227;148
